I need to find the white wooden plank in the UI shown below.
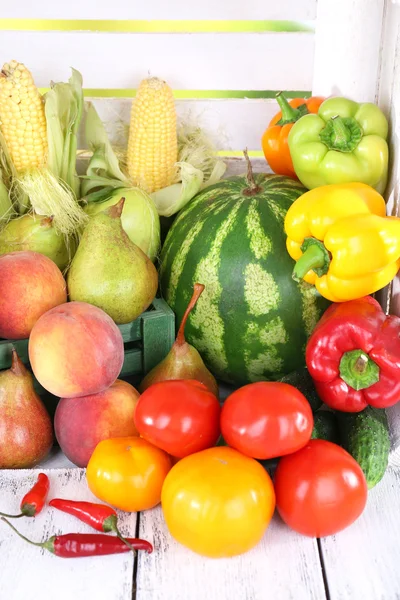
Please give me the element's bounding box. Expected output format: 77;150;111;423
84;98;282;151
320;469;400;600
0;469;137;600
1;0;317;20
376;1;400;317
0;32;314;91
136;506;326;600
312;0;385;102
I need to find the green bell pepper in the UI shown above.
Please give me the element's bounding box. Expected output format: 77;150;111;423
288;97;389;194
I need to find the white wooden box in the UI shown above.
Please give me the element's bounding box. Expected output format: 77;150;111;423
1;1;400;599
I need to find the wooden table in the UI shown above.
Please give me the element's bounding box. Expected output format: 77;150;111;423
1;448;399;600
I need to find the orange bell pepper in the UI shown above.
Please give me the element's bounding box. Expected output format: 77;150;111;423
262;93;325;179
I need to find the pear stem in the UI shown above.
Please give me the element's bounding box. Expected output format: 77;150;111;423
10;349;27;377
107;197;125;219
40;216;54;227
176;283;205;347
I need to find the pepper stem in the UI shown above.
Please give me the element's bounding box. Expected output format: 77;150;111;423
339;350;380;391
176;283;205;346
319;116;363;153
0;511;25;519
115;530;138;554
1;517;55;553
292;238;331;282
275;92;306;125
103;515;138;554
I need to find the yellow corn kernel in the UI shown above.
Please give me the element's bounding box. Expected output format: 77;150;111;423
127;77;178;193
0;60;47;172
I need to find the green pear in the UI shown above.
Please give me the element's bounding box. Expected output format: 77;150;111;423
0;213;74;271
67;198;158;324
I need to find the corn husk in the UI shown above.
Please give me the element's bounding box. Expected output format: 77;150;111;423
0;65;86;238
44;68;84;199
81;103;130;197
0;177;13;225
18;169;88;236
177;123;226;188
151;162;204;217
148;124;226;216
82;101;226;218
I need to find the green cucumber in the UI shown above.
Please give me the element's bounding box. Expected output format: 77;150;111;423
280;368;323;413
337;406;390;490
311;411;339;443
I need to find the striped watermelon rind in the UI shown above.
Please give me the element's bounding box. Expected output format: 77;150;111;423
160;173;330;386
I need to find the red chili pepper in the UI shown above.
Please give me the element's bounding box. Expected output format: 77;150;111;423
1;517;153;557
0;473;49;519
49;499;135;552
306;295;400;412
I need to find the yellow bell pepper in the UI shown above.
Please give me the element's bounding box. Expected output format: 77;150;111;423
284;182;400;302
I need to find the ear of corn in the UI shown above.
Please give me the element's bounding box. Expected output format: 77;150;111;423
0;60;47;173
127;77;178;193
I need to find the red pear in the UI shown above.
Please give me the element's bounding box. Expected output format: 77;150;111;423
139;283;219;397
0;350;54;468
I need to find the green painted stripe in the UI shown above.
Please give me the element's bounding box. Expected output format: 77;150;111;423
0;19;315;33
39;88;312;100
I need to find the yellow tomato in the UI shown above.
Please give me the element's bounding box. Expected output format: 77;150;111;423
86;436;172;512
161;446;276;558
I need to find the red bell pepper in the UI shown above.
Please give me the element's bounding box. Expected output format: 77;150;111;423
305;296;400;412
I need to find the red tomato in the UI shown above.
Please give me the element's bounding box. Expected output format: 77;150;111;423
274;439;368;537
220;382;313;459
134;379;221;458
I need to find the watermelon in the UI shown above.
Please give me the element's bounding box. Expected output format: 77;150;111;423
159;173;330;386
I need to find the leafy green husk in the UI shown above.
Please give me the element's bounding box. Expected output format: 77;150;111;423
176;123;226;188
150;125;227;216
151;162;204;217
44;68;84;198
82;104;226;217
81;103;130;197
0;176;13;225
18;170;88;236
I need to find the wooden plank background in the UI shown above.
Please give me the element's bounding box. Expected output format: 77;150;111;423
0;0;316;152
0;0;317;20
0;469;137;600
0;32;314;91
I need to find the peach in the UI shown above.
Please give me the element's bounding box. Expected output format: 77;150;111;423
29;301;124;398
0;251;67;339
54;379;140;467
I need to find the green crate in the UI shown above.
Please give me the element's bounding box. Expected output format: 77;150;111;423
0;298;175;396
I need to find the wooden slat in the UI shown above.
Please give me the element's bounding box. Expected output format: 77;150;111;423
376;1;400;317
136;506;326;600
0;32;314;91
0;469;137;600
83;98;283;152
312;0;385;101
319;469;400;600
1;0;317;20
